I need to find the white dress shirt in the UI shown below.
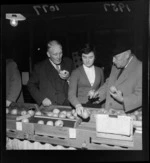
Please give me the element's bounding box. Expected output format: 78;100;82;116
49;59;61;71
83;64;95;86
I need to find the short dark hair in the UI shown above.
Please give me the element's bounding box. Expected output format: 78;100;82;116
80;43;94;55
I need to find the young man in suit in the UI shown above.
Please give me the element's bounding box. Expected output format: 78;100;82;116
89;40;142;113
27;40;73;106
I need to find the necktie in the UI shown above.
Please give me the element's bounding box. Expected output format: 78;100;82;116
117;68;124;79
55;65;60;72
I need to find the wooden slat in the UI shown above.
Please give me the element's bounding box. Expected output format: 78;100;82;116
91;137;134;148
34;124;69;138
33;135;70;147
6;119;16;130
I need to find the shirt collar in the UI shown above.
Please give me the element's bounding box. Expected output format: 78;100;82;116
83;64;94;70
49;59;60;69
124;56;133;69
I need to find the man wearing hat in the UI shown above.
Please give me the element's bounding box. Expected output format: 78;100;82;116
89;39;142;113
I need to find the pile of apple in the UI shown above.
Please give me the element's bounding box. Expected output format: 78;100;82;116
127;109;142;121
37;119;64;127
46;108;78;120
96;108;125;115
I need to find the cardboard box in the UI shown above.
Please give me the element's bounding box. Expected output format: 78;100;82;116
96;114;133;136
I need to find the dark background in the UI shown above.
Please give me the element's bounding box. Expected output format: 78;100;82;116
1;1;147;75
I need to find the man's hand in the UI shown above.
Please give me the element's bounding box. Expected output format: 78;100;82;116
59;70;69;80
6;100;12;107
75;104;84;116
109;86;124;103
42;98;52;106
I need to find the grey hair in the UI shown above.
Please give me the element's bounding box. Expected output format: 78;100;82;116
47;40;62;51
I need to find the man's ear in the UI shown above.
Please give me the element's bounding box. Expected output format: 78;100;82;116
47;52;50;58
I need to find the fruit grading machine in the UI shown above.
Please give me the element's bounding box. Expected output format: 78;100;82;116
6;102;142;150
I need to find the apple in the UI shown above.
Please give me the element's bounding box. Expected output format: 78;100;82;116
134;110;139;116
35;111;42;116
28;110;35;116
53;108;60;114
11;109;18;115
82;109;89;119
55;120;64;127
66;112;72;118
69;116;75;120
6;108;9;114
73;112;77;117
137;115;142;121
22;118;29;123
21;110;27;116
60;70;68;75
37;120;44;124
130;114;137;121
88;90;95;97
61;111;67;115
53;113;58;117
47;112;53;117
110;86;117;93
59;113;66;118
71;109;76;115
46;121;54;126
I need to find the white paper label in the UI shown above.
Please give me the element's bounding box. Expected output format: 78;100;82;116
16;122;22;131
69;128;76;138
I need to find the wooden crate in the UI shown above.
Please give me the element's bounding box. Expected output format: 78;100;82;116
6;114;34;135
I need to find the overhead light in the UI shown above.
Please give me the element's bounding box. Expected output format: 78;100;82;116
6;13;26;27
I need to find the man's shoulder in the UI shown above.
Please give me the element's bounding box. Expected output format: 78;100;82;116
6;59;17;68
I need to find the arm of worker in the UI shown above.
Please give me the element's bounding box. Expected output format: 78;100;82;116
6;61;22;106
27;65;48;105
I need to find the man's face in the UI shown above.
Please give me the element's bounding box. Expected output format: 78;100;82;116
113;50;130;68
47;45;63;65
82;52;95;68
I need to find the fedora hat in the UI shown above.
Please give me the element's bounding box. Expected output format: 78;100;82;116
112;38;132;56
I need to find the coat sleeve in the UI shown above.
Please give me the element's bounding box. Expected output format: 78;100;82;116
7;61;22;102
68;69;81;107
123;64;142;112
97;77;109;102
27;65;46;105
100;68;104;86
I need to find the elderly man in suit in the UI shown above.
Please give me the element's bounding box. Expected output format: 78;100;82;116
6;59;24;107
89;40;142;113
27;40;73;106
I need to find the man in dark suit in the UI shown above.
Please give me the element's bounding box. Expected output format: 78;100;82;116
6;59;24;107
27;40;73;106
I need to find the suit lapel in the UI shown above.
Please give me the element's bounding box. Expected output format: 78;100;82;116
115;56;137;86
45;59;58;88
79;65;91;87
92;66;99;88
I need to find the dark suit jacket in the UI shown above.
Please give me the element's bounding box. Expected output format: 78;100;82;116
98;55;142;112
68;65;104;107
27;57;73;105
6;59;24;103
